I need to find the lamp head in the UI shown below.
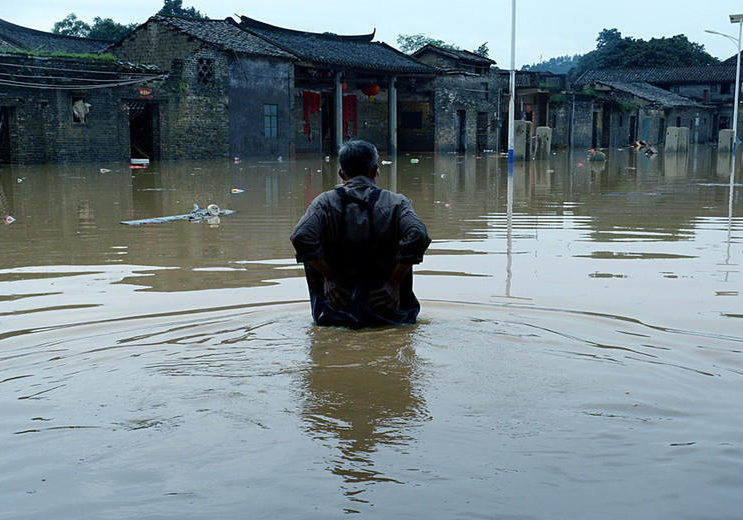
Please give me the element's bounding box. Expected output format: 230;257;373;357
730;14;743;23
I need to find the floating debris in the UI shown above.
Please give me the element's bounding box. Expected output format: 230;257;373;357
381;160;392;165
120;204;236;226
231;188;245;194
100;168;112;173
3;215;15;225
410;158;420;164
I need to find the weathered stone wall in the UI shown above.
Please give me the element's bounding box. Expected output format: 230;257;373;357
356;91;389;150
665;107;713;144
553;96;594;149
228;56;293;159
433;73;501;153
398;96;434;152
0;55;134;164
111;23;231;160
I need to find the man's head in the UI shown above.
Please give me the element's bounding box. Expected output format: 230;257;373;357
338;140;379;181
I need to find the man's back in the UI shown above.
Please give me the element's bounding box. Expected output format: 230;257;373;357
291;175;430;327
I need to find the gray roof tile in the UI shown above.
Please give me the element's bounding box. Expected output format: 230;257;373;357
577;66;737;86
593;80;705;108
0;17;108;54
149;16;296;59
237;16;435;74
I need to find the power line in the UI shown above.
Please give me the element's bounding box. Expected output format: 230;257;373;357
0;75;167;90
0;59;161;76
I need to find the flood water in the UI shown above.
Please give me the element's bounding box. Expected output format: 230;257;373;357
1;148;742;519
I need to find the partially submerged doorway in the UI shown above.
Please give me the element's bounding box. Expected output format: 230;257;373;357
457;110;467;153
128;102;159;160
0;107;11;163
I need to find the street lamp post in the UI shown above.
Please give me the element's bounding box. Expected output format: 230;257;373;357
506;0;516;297
706;14;743;227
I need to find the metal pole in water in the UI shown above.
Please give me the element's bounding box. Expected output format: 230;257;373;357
507;0;516;179
729;16;742;231
506;0;516;297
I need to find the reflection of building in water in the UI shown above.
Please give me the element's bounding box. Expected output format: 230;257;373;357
663;153;689;178
300;326;427;506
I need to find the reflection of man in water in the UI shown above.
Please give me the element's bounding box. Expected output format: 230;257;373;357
291;140;431;328
301;326;427;501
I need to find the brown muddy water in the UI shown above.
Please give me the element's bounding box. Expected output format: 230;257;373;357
1;148;742;519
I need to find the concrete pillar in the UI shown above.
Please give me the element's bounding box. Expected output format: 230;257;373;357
535;126;552;159
678;127;689;153
513;120;532;160
335;72;343;154
388;76;397;155
718;129;735;153
665;127;689;153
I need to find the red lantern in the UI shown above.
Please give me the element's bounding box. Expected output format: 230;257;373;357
361;83;381;100
341;82;347;92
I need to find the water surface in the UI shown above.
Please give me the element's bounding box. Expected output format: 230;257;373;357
1;148;742;519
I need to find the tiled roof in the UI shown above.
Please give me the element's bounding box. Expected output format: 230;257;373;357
131;16;296;59
576;66;737;86
0;17;108;54
413;44;495;66
496;69;564;88
593;80;705;108
237;16;435;74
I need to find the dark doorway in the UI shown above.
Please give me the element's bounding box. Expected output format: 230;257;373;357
476;112;488;153
629;115;637;142
457;110;467;153
591;111;599;148
601;109;611;147
0;107;11;163
129;102;158;160
321;93;334;154
658;118;666;145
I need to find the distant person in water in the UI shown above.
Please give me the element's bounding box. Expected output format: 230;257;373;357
290;140;431;328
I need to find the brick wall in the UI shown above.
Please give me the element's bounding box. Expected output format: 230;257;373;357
433;73;501;153
0;55;136;164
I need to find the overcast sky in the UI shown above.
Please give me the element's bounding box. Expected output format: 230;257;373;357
9;0;743;67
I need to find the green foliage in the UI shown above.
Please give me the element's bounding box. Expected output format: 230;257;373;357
549;94;566;106
52;13;90;38
6;49;118;61
158;0;205;19
396;34;489;58
522;54;581;74
473;42;489;58
52;13;136;42
396;33;460;54
570;28;719;80
87;17;137;41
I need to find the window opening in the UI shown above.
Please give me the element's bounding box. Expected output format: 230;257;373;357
264;104;278;138
197;58;214;85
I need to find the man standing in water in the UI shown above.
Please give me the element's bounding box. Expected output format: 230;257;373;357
291;140;431;328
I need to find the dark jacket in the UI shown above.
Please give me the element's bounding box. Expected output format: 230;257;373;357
290;175;431;327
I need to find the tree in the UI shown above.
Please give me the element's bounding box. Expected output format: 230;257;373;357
569;28;719;80
52;14;90;38
522;54;582;74
52;13;135;41
396;34;460;54
473;42;489;58
87;17;137;41
158;0;205;19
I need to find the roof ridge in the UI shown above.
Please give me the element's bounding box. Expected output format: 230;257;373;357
238;15;375;42
0;17;110;43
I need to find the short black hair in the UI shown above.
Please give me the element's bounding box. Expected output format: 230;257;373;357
339;140;378;177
